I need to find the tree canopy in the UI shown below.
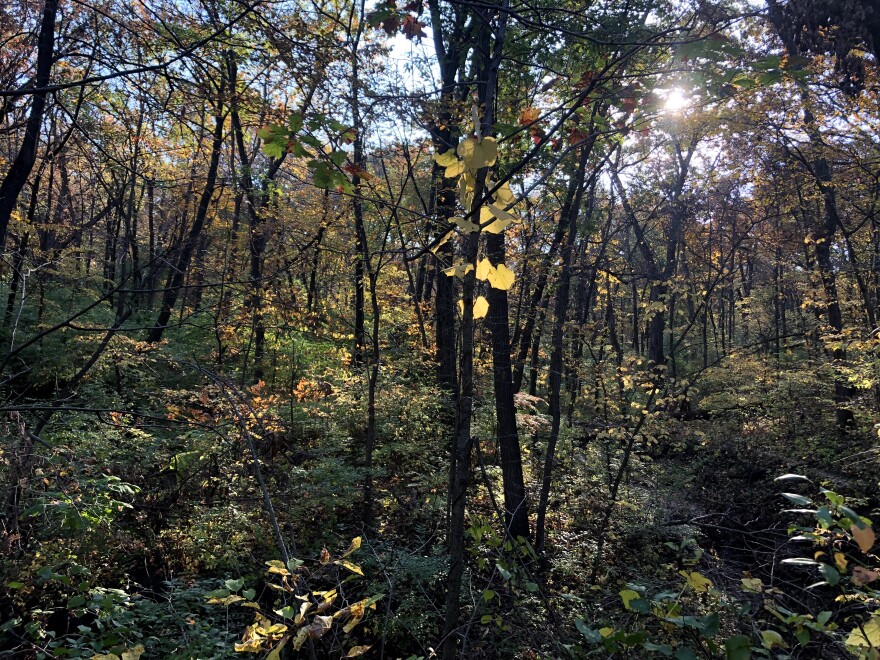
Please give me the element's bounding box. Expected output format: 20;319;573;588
1;0;879;658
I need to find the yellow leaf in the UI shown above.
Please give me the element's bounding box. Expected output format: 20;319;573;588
91;655;120;660
483;218;511;234
450;216;479;233
741;577;763;593
430;230;452;254
846;615;880;648
680;570;713;592
488;203;518;223
476;258;494;281
434;149;458;167
444;160;464;178
474;296;489;319
442;263;474;279
343;537;361;556
458;172;475;208
234;640;264;653
346;645;372;657
492;181;516;207
336;560;364;576
343;616;363;633
458;137;498;169
487;263;515;290
208;594;244;606
266;560;290;576
619;589;640;611
121;646;145;660
295;600;312;624
599;627;614;637
834;552;848;571
266;636;290;660
852;524;876;553
292;626;310;651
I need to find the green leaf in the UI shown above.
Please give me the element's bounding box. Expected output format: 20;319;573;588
724;634;751;660
277;605;295;619
483;589;495;602
242;589;255;600
781;493;812;506
819;564;840;586
67;595;86;608
225;578;244;593
6;582;24;589
761;630;786;649
839;506;865;528
203;588;230;599
480;615;492;624
330;150;347;167
287;112;303;133
675;647;697;660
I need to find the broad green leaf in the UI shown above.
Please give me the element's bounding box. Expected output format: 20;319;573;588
780;493;812;506
723;634;751;660
761;630;786;649
819;563;840;585
225;578;244;593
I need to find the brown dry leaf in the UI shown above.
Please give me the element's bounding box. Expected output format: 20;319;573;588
852;566;880;585
852;524;876;553
518;107;540;126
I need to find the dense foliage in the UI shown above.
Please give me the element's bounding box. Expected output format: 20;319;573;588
1;0;878;657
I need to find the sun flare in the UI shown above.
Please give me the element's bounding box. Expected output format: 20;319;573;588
664;88;689;112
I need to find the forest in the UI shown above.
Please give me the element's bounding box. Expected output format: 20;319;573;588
0;0;879;657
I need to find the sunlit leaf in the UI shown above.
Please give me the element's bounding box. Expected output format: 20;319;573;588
476;258;494;281
434;149;458;167
487;263;515;290
852;524;875;552
335;560;364;576
474;296;489;319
